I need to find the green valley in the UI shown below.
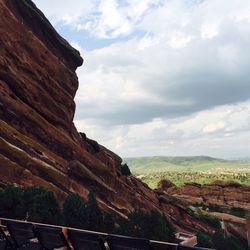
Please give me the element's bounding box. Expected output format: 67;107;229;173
124;156;250;188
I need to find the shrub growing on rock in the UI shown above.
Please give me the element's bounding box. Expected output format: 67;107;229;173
199;214;221;229
121;163;132;176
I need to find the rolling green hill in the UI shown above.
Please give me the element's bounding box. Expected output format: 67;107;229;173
124;156;250;174
123;156;250;188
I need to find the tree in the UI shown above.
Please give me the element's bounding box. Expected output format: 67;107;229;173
117;209;175;242
121;163;132;176
29;190;62;224
63;193;86;229
85;192;103;231
199;214;221;229
212;230;225;250
22;186;47;219
211;231;248;250
0;185;25;219
196;231;213;248
103;213;115;233
144;210;175;242
115;216;134;236
223;236;248;250
127;209;148;237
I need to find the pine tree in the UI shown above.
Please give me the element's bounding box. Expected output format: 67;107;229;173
118;209;175;242
212;230;225;250
146;210;175;242
63;193;86;229
197;231;214;248
30;190;62;224
85;192;103;231
22;186;46;219
127;209;147;237
103;213;115;233
223;236;248;250
0;185;25;219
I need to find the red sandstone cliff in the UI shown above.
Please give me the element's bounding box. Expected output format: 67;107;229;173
0;0;214;234
159;180;250;211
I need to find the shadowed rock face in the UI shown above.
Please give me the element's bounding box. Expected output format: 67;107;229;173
0;0;213;233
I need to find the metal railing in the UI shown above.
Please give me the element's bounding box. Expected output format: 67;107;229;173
0;217;215;250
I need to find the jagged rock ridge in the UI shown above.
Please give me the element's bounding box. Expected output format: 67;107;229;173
0;0;213;234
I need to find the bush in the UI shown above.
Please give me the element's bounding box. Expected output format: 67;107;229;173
230;208;246;218
186;207;195;216
208;203;222;212
196;231;213;248
121;163;132;176
199;214;221;229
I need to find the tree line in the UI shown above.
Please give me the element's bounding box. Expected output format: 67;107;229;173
0;185;175;242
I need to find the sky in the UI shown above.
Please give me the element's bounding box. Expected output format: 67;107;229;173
33;0;250;159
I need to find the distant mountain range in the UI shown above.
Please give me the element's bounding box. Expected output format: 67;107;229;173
124;156;250;174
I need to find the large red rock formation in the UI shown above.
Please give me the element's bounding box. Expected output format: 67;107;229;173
161;181;250;211
0;0;214;234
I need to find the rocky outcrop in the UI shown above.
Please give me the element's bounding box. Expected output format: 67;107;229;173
0;0;215;234
160;180;250;211
158;179;176;190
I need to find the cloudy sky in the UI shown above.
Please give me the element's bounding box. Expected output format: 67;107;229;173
33;0;250;159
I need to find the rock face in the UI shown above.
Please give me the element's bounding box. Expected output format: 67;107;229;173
0;0;214;234
161;181;250;211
